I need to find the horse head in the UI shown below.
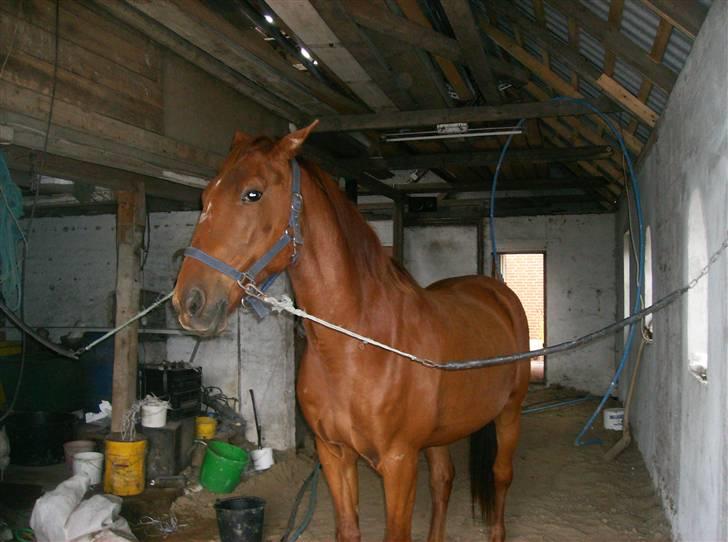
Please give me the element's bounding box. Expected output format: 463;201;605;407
173;121;318;335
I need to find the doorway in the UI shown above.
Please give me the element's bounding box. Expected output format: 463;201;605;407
499;253;546;382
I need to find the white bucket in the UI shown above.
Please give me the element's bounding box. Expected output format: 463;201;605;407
251;447;274;471
73;451;104;485
141;401;168;428
603;408;624;431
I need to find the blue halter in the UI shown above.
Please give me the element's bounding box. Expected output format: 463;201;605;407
183;159;303;318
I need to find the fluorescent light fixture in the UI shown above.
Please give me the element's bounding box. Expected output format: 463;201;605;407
264;14;274;24
300;47;312;61
382;125;523;143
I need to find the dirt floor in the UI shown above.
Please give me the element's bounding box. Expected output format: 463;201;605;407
155;388;671;542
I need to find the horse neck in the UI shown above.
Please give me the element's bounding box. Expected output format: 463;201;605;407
285;167;406;323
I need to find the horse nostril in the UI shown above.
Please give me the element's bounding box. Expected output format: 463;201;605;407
186;287;205;317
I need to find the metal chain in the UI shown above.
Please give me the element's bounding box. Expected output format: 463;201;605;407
247;231;728;371
688;234;728;289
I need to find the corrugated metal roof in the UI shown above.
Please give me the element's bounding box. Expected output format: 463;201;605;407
646;85;668;115
496;0;710;170
544;2;570;41
613;57;644;95
578;29;606;70
663;27;693;73
620;0;660;53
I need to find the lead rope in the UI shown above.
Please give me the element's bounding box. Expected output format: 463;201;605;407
244;230;728;371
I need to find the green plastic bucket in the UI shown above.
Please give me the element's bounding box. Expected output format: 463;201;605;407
200;441;249;493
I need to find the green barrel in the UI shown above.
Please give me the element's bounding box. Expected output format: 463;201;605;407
200;440;249;493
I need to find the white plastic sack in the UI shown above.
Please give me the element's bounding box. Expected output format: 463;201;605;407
30;475;136;542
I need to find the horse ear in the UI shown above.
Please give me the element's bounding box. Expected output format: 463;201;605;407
230;130;253;151
276;120;319;159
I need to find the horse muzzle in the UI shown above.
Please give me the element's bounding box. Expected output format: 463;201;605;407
175;286;229;336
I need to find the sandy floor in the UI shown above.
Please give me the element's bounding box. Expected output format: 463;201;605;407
153;388;671;542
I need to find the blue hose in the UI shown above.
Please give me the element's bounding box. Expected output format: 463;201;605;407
487;98;645;446
489;118;526;280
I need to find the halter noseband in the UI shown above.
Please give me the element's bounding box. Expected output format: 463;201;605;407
183;159;303;318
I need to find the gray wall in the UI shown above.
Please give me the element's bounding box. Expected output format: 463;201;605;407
371;214;616;394
615;2;728;540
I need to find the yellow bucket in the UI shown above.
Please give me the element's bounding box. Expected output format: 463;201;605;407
103;435;147;496
195;416;218;440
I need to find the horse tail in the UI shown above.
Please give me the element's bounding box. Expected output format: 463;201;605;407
469;421;498;523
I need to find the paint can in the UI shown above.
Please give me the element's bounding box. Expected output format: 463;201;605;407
73;451;104;486
251;448;274;471
195;416;218;440
63;440;96;471
141;399;169;428
603;408;624;431
103;435;147;496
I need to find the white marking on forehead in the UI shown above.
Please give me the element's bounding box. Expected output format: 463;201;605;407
213;178;222;188
198;202;214;224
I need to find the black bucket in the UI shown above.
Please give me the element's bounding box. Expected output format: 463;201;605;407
214;496;266;542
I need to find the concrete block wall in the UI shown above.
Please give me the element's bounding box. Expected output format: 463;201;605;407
370;215;616;395
616;2;728;539
22;211;296;450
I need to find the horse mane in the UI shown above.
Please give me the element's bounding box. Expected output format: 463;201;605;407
227;135;418;293
301;159;419;294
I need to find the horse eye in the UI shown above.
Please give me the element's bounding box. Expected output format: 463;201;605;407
242;189;263;202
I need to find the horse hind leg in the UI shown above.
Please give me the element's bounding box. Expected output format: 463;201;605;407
488;395;525;542
425;446;455;542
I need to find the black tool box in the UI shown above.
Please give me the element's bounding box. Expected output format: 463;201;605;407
138;362;202;420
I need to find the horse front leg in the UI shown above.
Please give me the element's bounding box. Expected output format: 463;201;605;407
316;437;361;542
379;449;419;542
425;446;454;542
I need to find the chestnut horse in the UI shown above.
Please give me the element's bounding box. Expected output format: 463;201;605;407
173;122;530;542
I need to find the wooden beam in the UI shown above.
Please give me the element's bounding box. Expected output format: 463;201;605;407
441;0;502;104
0;81;222;173
392;200;404;263
485;1;658;131
343;0;529;85
477;15;643;155
603;0;626;76
387;176;609;194
547;0;677;92
308;0;414;110
477;218;485;275
1;107;214;187
317;97;620;132
626;17;673;134
4;146;201;204
110;182;145;433
596;74;658;127
343;145;613;170
642;0;707;40
92;0;306;124
126;0;363;115
391;0;473;101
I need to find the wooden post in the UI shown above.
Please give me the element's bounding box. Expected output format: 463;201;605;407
477;218;485;275
345;178;358;203
110;183;146;433
393;200;404;264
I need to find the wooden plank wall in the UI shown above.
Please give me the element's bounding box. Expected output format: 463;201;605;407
0;0;163;133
